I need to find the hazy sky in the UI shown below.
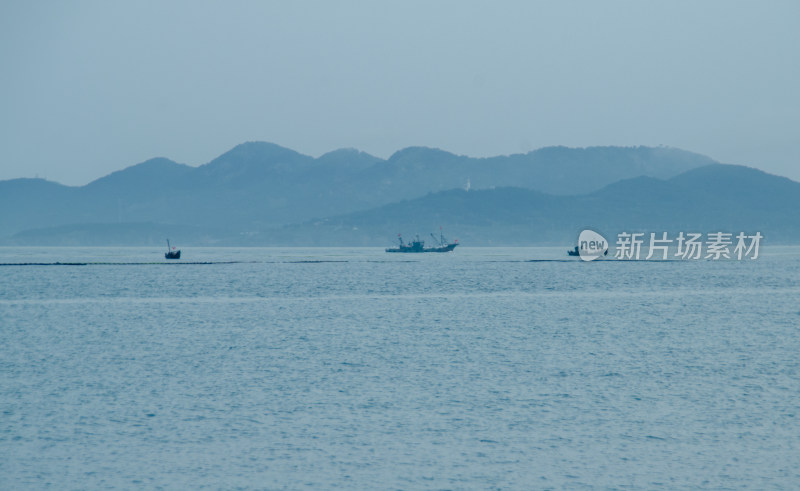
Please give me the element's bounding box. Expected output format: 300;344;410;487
2;1;798;185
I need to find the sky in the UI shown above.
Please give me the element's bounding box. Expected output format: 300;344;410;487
1;0;798;186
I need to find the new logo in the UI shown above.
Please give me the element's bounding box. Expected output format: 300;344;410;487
578;229;609;262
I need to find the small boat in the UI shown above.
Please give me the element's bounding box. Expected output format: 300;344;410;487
567;245;608;257
386;229;458;253
165;239;181;259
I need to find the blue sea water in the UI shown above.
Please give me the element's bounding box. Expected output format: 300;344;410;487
1;246;799;489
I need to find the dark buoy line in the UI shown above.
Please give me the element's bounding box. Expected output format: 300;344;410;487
0;261;250;266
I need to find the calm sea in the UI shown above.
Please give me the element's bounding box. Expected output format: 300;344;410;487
1;246;799;489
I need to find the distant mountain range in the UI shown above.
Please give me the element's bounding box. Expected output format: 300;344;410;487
1;142;797;246
270;164;800;246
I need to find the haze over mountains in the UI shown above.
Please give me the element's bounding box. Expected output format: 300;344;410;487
1;142;798;246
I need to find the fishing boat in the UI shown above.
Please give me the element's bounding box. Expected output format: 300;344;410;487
386;229;458;253
165;239;181;259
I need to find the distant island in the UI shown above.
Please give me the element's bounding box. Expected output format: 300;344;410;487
1;142;798;246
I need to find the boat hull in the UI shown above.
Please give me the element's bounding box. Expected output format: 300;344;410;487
165;251;181;259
